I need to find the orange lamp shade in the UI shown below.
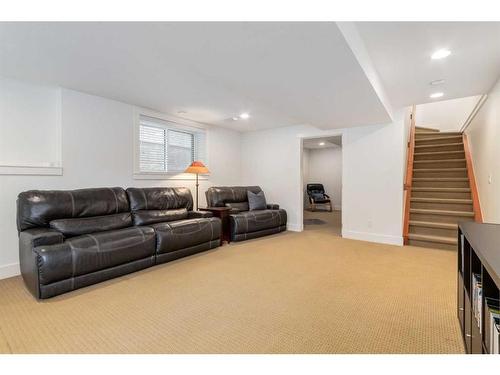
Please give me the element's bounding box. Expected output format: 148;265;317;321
184;161;210;174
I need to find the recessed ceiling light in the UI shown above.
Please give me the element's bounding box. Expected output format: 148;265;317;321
319;142;325;146
232;117;239;121
430;79;445;86
431;49;451;60
430;92;444;99
239;113;250;120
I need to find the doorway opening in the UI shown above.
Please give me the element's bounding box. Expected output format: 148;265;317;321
301;135;342;236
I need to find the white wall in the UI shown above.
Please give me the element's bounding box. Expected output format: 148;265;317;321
302;148;310;208
0;76;62;168
305;146;342;210
241;111;406;245
0;79;242;279
465;78;500;223
416;95;481;132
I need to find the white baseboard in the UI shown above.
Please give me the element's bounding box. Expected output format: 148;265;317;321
342;229;403;246
287;222;303;232
0;263;20;280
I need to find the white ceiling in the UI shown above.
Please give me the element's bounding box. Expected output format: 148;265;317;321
0;22;391;132
355;22;500;107
303;136;342;149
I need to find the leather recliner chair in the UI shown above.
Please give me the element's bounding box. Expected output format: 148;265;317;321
205;186;287;242
17;187;220;299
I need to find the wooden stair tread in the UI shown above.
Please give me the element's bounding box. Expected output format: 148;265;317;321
414;150;465;156
412;187;470;192
415;126;440;132
412;177;468;181
415;131;462;135
409;220;457;229
410;197;472;204
413;158;466;163
415;135;463;142
415;143;463;149
408;233;457;245
412;168;466;172
410;208;474;216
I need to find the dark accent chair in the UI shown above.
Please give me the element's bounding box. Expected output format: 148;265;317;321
17;187;220;299
306;183;332;212
205;186;287;242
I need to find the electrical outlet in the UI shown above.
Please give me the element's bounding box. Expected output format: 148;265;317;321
488;173;492;184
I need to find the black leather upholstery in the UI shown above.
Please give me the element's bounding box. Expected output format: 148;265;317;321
187;210;214;219
132;208;188;226
17;186;221;299
205;186;262;207
127;187;220;261
35;227;156;285
17;187;129;231
230;209;287;236
49;212;132;237
206;186;287;242
152;217;221;258
225;202;249;213
127;187;193;211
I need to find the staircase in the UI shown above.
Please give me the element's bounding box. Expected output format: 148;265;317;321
405;126;478;250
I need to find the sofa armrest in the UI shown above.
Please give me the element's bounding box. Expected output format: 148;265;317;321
20;228;64;248
188;210;214;219
19;228;64;299
267;203;280;210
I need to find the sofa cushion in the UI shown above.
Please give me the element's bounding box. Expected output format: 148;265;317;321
126;187;193;211
34;227;156;285
230;209;287;234
49;212;132;237
132;208;188;226
247;190;267;210
151;217;221;254
224;202;249;213
17;187;130;231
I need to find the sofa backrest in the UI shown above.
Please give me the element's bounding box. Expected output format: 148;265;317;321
126;187;193;226
205;186;262;208
17;187;130;233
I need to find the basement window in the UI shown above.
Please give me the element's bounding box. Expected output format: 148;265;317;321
135;114;207;178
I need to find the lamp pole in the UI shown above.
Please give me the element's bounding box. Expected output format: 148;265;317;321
195;172;199;210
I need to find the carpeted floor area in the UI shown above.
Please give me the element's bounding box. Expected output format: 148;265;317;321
304;209;342;236
0;225;464;354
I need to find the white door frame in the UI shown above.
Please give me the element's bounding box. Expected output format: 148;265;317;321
298;131;344;232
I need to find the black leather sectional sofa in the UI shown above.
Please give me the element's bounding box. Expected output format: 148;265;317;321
17;187;220;299
206;186;287;241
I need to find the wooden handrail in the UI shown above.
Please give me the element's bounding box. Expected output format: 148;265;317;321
463;133;483;222
403;105;416;245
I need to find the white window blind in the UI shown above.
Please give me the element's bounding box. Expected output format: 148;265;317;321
139;115;206;173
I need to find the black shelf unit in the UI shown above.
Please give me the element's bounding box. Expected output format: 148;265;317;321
458;222;500;354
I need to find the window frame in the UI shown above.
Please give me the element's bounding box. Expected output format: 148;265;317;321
133;107;209;180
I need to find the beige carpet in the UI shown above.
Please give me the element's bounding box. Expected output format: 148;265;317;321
304;209;342;236
0;226;464;353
